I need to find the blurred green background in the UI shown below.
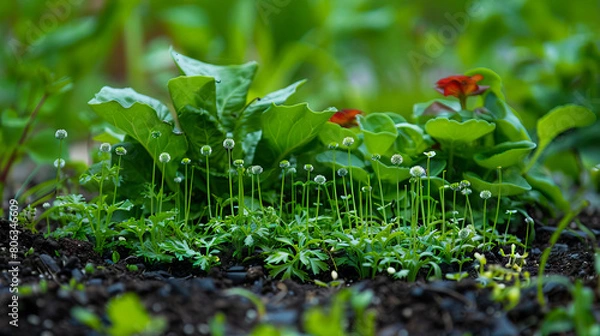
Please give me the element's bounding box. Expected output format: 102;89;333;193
1;0;599;197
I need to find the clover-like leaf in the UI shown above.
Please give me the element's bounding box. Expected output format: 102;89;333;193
474;141;536;169
425;118;496;144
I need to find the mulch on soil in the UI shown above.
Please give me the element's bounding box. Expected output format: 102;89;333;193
1;214;598;336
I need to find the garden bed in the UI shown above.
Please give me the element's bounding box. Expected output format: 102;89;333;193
1;214;598;336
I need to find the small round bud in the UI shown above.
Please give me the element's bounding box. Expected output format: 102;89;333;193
480;190;492;199
449;182;461;191
201;145;212;156
371;154;381;161
303;164;314;172
234;159;244;168
505;209;517;215
328;142;339;150
458;227;471;240
151;131;162;139
174;176;183;183
525;217;534;225
460;180;471;188
181;158;191;165
424;151;436;158
461;188;472;196
279;160;290;169
43;202;51;209
288;167;297;174
331;270;338;280
409;165;426;178
55;129;68;140
99;143;111;153
314;175;326;185
54;158;65;168
391;154;403;165
337;168;348;177
223;138;235;150
387;267;396;275
342;137;355;147
159;152;171;163
251;165;263;175
115;146;127;156
361;186;372;193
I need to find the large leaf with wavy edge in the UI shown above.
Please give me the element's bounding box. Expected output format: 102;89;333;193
261;103;336;161
88;87;188;186
170;48;257;130
167;76;216;116
425;118;496;144
239;79;306;134
178;106;227;170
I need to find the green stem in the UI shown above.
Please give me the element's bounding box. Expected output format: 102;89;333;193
279;169;286;219
227;149;234;216
205;158;212;218
375;162;386;224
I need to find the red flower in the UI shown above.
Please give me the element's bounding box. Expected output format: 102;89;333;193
435;74;488;110
329;109;362;128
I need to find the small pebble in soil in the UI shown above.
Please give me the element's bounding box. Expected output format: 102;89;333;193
401;307;412;318
27;314;41;325
152;302;164;313
183;324;195;335
43;319;54;329
246;309;258;322
39;254;60;273
197;323;210;334
107;282;125;295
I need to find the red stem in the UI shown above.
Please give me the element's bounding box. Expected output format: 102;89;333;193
0;94;48;184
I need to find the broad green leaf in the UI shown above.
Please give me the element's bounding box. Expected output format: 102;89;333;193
316;150;369;183
178;106;227;169
371;160;411;183
167;76;217;116
413;98;461;118
525;104;596;173
396;123;430;156
484;93;530;142
170;48;258;130
474;141;536;169
89;87;188;184
240;79;306;134
358;113;398;155
318;122;359;148
107;293;166;336
464;169;531;196
261;103;336;161
525;171;570;212
537;105;596;150
425;118;496;144
465;67;504;100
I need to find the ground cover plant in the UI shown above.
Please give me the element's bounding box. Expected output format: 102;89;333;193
2;2;600;335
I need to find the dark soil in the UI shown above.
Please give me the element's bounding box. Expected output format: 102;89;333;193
1;213;599;336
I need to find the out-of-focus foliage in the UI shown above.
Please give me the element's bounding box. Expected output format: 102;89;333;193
1;0;598;200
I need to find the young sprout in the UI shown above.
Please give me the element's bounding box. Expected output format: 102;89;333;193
54;129;68;196
423;151;436;225
251;165;264;213
479;190;492;250
303;164;314;229
278;160;290;219
503;209;517;242
371;154;386;224
342;137;355;147
223;138;235;216
342;137;358;226
113;146;127;204
409;165;425;178
201;145;213;218
149;130;162;216
99;143;111;153
157;152;171;213
233;158;245;216
180;157;192;227
314;174;326;221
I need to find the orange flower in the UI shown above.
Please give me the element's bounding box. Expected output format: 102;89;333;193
329;109;362;128
435;74;488;110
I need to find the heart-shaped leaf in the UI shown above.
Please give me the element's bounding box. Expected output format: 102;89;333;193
167;76;217;116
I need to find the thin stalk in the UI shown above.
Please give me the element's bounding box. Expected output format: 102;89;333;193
227;149;234;216
347;149;358;226
279;168;286;219
257;174;264;214
490;167;503;249
186;167;195;227
112;156;122;204
205;158;212;218
158;162;166;213
374;161;386;224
